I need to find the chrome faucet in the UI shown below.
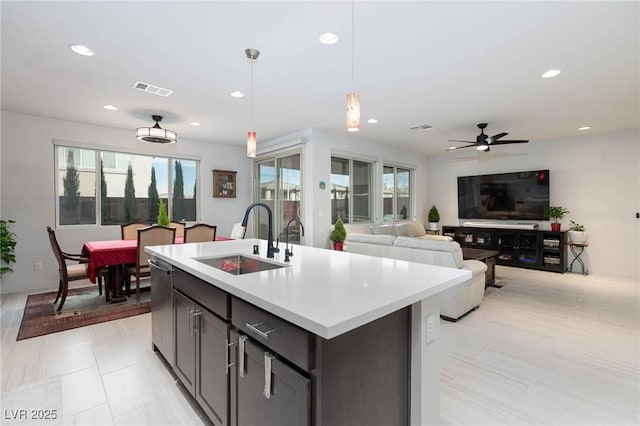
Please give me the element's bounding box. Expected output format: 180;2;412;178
284;218;305;262
241;203;278;258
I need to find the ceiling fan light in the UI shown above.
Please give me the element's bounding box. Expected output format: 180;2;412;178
346;92;360;132
477;144;488;151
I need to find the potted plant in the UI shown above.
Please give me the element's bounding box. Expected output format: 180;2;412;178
1;219;17;275
568;220;588;244
428;205;440;231
157;200;170;226
544;206;570;232
329;217;347;251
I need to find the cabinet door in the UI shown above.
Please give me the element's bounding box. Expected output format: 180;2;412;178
232;332;310;426
174;290;196;396
196;308;230;426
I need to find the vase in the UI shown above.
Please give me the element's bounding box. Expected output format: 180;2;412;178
551;223;561;232
333;241;344;251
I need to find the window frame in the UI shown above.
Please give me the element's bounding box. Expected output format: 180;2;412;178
53;141;201;228
330;155;374;224
382;163;414;222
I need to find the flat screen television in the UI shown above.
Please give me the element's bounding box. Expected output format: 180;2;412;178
457;170;550;220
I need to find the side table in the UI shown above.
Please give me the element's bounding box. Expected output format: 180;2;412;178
425;229;440;235
462;248;500;288
566;242;588;275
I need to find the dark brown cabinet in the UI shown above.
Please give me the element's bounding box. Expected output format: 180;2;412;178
443;225;566;273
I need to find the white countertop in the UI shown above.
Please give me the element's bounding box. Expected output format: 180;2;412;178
146;239;470;339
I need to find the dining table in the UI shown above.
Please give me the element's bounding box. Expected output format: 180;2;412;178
82;236;231;303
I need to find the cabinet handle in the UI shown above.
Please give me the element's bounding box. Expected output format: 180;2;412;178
238;335;247;378
187;307;193;336
263;352;275;399
225;339;237;374
246;322;277;340
192;310;202;334
147;259;172;275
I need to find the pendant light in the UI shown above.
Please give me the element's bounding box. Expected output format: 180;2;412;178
246;48;260;158
136;115;177;144
346;0;360;132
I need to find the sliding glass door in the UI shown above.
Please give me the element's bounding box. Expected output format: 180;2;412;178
254;151;303;244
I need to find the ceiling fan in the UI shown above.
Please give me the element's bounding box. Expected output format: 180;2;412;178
447;123;529;152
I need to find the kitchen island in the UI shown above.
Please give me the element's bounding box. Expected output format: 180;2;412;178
146;238;470;426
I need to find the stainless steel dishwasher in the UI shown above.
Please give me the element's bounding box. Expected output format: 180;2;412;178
149;257;174;367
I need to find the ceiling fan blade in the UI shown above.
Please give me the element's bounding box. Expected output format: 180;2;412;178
491;140;529;145
447;139;475;143
490;132;508;141
447;144;476;151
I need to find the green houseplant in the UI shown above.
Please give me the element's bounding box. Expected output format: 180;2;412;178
329;217;347;251
544;206;570;231
428;205;440;231
568;220;588;244
157;200;170;226
1;220;17;275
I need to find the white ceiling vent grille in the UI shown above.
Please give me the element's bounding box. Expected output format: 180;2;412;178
133;81;173;97
409;123;433;131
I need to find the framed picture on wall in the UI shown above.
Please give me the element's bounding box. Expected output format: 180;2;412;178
213;170;237;198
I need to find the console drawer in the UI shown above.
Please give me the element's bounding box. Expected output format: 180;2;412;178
173;268;230;320
232;297;314;372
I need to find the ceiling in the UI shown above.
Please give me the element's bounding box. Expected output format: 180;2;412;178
2;1;638;156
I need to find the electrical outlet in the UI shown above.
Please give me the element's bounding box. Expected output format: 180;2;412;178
426;314;435;344
34;262;43;271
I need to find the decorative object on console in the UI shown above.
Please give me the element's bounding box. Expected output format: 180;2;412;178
544;206;570;231
330;217;347;251
136;115;177;144
568;220;588;244
245;48;260;157
0;219;17;274
428;205;440;231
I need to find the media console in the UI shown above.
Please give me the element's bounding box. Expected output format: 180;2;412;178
443;225;566;273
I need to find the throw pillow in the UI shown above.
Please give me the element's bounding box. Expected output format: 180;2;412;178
371;224;396;236
405;222;427;237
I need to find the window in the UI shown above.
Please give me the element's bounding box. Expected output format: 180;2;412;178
331;156;373;224
383;165;412;222
56;145;199;226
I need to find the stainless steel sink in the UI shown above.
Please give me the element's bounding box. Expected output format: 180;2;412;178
196;254;286;275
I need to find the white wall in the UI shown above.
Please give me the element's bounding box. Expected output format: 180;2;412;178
427;129;640;278
0;111;251;294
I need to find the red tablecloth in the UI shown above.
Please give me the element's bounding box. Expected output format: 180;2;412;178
82;236;232;283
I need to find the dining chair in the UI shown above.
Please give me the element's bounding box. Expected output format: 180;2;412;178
230;222;247;239
170;221;186;239
184;223;217;243
121;222;149;240
47;226;103;312
126;225;176;303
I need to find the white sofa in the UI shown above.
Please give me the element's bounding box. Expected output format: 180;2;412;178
345;222;487;321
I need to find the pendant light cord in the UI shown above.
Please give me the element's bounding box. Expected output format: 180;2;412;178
351;0;355;89
251;58;255;130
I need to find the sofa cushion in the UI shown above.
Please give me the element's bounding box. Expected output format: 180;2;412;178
347;233;396;246
416;234;454;242
371;224;397;236
393;223;409;237
393;236;463;268
405;222;427;237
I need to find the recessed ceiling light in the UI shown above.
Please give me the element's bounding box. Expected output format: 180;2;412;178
230;91;244;98
189;122;201;127
103;105;118;111
69;44;96;57
319;32;339;45
578;126;591;131
367;118;379;124
541;69;561;78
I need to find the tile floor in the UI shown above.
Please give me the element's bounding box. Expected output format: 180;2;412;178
1;267;638;425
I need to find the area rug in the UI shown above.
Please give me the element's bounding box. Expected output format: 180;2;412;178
16;286;151;340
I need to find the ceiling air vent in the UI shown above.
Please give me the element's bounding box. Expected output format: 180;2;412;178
409;123;433;131
133;81;173;97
